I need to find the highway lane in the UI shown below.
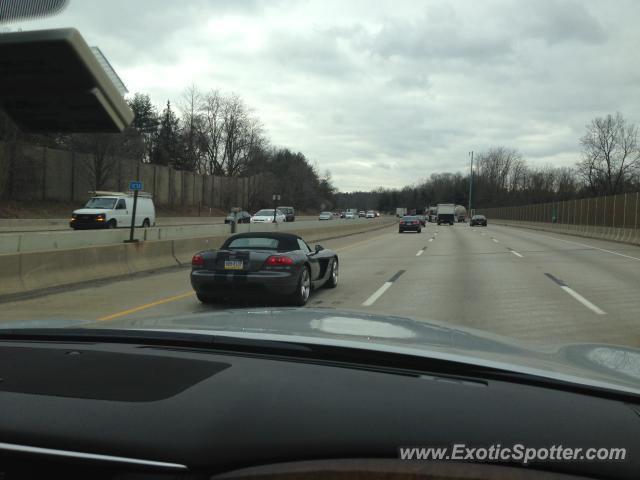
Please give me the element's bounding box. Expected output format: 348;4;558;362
1;222;640;348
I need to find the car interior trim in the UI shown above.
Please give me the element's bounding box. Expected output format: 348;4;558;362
0;441;188;470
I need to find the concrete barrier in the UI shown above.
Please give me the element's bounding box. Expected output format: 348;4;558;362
492;220;640;247
0;228;142;255
172;236;227;265
0;217;397;298
0;253;24;296
0;218;374;254
124;240;178;273
19;244;131;294
157;224;228;240
0;234;21;255
19;229;132;253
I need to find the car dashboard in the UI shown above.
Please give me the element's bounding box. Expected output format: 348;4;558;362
0;334;637;479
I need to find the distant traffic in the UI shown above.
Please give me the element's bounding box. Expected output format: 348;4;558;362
68;193;487;234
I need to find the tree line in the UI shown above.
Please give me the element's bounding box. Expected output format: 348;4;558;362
0;87;336;211
337;112;640;213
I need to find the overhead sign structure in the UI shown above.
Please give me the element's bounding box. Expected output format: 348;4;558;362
0;28;134;133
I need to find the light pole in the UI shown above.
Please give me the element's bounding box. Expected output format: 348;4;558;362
468;151;474;218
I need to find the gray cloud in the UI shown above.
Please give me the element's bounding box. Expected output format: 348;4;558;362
13;0;640;191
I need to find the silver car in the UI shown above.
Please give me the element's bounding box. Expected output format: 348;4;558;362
318;211;333;220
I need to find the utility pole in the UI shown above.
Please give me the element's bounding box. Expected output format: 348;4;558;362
468;151;474;217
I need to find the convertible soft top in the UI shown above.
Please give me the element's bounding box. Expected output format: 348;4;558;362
222;232;303;252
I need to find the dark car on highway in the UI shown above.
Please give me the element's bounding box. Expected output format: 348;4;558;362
224;211;252;224
191;232;338;306
470;214;488;226
399;215;422;233
277;206;295;222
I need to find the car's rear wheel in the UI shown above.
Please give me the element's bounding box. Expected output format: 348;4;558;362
324;259;338;288
291;266;311;306
418;228;422;233
196;292;216;304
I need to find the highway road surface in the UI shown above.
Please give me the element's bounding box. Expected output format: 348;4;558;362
2;222;640;348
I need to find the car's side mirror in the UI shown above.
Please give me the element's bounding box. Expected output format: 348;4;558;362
315;245;324;253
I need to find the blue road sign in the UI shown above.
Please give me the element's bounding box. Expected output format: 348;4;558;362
129;181;143;191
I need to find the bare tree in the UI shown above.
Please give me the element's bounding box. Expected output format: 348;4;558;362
220;94;249;176
475;147;522;205
199;89;224;175
72;134;120;190
577;112;640;194
177;85;205;172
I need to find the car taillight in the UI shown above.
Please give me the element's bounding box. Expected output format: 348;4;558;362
191;254;205;266
265;255;294;266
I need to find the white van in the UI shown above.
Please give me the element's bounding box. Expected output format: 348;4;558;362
70;191;156;230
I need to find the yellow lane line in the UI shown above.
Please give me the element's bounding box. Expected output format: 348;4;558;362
97;291;195;322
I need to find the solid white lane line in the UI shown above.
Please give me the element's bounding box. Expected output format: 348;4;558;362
560;286;606;315
416;249;424;256
362;282;392;306
551;236;640;261
510;250;523;258
498;226;640;262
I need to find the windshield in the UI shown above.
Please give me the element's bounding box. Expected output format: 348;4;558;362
84;198;117;209
2;0;640;397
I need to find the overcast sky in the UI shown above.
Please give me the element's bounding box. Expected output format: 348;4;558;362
14;0;640;191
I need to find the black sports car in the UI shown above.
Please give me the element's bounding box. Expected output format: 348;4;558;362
191;232;338;306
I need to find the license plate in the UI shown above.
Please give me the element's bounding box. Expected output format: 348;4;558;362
224;260;244;270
